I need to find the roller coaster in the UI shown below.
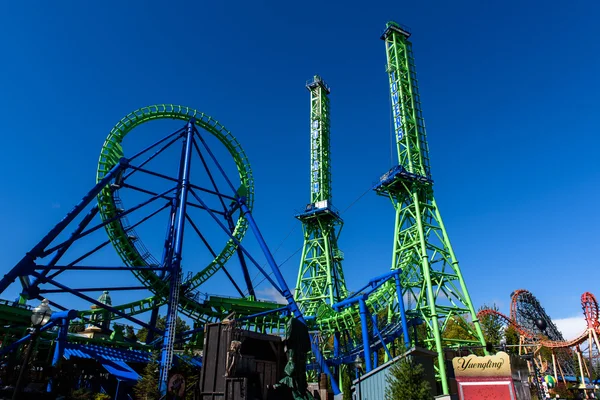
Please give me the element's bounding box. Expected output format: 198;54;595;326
478;290;600;386
0;22;499;397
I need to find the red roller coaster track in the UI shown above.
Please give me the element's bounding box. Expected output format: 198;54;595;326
477;291;600;349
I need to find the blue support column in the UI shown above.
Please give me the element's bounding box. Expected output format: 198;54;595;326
148;199;177;344
159;120;195;395
359;298;372;372
371;313;392;361
239;201;341;395
394;275;411;348
47;313;72;393
371;314;378;369
333;332;340;380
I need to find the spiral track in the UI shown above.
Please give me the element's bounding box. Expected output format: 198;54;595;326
94;105;284;326
478;290;600;349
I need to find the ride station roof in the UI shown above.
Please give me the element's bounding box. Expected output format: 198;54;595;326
62;343;202;381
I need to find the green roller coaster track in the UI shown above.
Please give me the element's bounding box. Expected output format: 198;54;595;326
92;104;286;331
0;22;500;398
45;24;486;390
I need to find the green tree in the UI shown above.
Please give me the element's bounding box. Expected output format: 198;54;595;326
478;304;504;346
70;388;93;400
125;325;138;342
137;315;191;349
341;365;354;400
68;321;86;333
385;356;431;400
170;349;201;400
442;316;477;341
504;325;519;354
133;351;161;400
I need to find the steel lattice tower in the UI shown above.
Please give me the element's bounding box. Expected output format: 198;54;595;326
374;22;486;394
294;75;347;318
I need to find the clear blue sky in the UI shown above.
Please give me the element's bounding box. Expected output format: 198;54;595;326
0;1;598;327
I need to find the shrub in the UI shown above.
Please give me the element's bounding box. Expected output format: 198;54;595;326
385;357;431;400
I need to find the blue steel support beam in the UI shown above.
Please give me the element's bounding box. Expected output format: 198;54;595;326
0;310;76;357
45;202;170;281
184;214;245;297
0;159;127;295
42;186;174;257
333;271;407;307
331;271;411;370
37;266;167;271
31;206;99;288
359;298;372;372
159;119;195;395
191;137;256;298
30;272;159;333
333;333;341;381
334;270;402;306
148;199;177;344
128;127;185;163
394;276;411;348
47;311;75;393
371;313;392;361
372;317;378;369
239;201;341;395
188;190;282;293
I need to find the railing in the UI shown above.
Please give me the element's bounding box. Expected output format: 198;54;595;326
306;75;331;93
380;21;412;39
0;298;32;310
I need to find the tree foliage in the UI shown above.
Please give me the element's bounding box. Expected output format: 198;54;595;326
385;357;431;400
69;388;111;400
504;325;519;354
341;365;354;400
133;351;161;400
137;315;190;349
443;316;477;342
478;304;504;346
125;325;138;342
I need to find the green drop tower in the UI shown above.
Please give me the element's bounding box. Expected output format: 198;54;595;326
294;75;348;318
375;22;486;394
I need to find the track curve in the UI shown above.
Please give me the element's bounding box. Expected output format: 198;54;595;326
478;290;600;350
96;105;255;322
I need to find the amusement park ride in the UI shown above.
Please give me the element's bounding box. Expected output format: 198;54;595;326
479;290;600;390
294;75;348;319
0;21;595;399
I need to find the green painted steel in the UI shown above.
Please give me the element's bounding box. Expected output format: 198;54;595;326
377;22;486;394
294;77;348;318
96;105;260;324
307;76;332;204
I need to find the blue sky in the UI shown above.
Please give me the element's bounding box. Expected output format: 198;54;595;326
0;1;598;335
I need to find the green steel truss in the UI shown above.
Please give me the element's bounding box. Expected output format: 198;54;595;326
377;22;486;394
294;76;348;318
308;76;332;203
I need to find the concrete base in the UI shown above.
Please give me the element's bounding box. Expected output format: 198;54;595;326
435;395;458;400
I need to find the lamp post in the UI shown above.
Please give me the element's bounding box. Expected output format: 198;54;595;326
500;337;507;353
12;299;52;400
354;356;363;400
